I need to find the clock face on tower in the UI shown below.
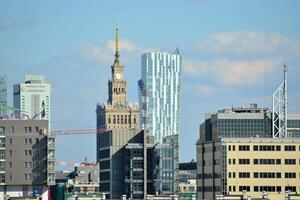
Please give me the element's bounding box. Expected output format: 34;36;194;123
116;73;121;80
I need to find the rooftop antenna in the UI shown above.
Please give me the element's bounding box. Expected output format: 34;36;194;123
272;64;288;138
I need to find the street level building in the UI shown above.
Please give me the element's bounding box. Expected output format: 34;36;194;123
13;75;51;123
0;75;7;117
0;119;55;199
138;50;182;143
197;104;300;200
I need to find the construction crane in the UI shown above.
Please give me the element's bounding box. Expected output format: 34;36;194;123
50;128;106;136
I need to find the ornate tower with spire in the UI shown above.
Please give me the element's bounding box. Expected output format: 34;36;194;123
96;25;138;131
96;25;139;198
108;25;127;105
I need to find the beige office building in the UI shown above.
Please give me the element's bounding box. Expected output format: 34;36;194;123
197;138;300;200
196;105;300;200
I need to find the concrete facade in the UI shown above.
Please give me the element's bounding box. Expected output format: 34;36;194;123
0;119;55;199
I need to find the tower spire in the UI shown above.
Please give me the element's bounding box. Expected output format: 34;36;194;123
114;24;120;64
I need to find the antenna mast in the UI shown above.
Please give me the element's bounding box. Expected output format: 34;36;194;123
272;64;288;138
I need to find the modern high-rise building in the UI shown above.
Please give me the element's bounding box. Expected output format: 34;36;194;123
99;129;178;200
138;50;182;143
196;104;300;200
96;26;139;198
0;119;55;199
13;75;51;122
0;75;7;117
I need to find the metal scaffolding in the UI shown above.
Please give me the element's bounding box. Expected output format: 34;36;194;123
272;64;288;138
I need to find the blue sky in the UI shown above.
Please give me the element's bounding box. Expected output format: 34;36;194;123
1;0;300;169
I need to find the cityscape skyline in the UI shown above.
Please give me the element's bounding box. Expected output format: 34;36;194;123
1;0;300;168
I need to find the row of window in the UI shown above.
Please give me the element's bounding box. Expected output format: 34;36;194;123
228;172;297;178
0;126;41;134
228;158;297;165
228;145;299;151
107;115;137;125
228;185;297;192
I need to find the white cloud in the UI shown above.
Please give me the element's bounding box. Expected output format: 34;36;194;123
198;31;292;55
68;39;156;65
184;58;279;86
183;31;300;87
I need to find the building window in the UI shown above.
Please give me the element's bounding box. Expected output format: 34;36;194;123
254;172;281;178
239;186;250;192
9;162;12;168
11;127;14;133
285;172;296;178
255;186;281;192
25;127;27;133
9;138;12;145
35;127;39;132
285;159;296;165
285;186;296;192
239;159;250;165
276;145;281;151
9;150;12;156
25;138;27;144
239;145;250;151
239;172;250;178
0;127;4;136
228;145;231;151
233;145;235;151
284;145;296;151
233;159;236;164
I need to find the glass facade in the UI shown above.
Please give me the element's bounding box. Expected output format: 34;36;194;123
124;146;145;200
0;75;7;117
152;147;175;195
139;51;182;143
214;118;272;138
287;119;300;138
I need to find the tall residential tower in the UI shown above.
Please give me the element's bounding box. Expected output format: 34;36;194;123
138;50;182;143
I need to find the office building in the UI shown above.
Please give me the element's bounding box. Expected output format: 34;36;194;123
99;129;178;199
0;75;7;117
196;104;300;200
138;50;182;143
13;75;51;122
0;119;55;199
